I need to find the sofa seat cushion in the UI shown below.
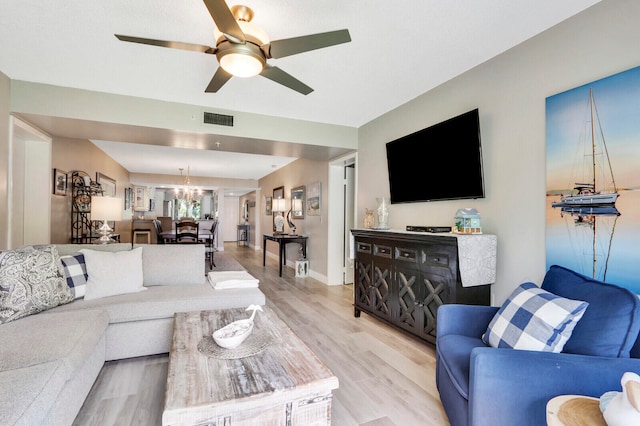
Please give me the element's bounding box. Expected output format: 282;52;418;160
437;334;488;400
48;285;266;323
0;360;68;426
542;265;640;358
0;309;109;375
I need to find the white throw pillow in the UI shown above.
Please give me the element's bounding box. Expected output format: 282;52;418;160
80;247;146;300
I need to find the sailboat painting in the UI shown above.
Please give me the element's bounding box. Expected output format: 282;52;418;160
546;65;640;293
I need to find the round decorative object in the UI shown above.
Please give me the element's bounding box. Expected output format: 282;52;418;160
197;331;274;359
75;194;91;211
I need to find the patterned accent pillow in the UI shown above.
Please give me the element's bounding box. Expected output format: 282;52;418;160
60;253;88;299
0;245;74;323
482;282;589;352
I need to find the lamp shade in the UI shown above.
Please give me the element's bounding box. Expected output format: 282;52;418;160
272;198;286;213
91;196;122;221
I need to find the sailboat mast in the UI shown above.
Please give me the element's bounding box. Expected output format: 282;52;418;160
590;88;597;192
592;89;619;193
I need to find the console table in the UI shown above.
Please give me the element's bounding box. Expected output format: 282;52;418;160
263;234;308;277
351;229;496;344
237;224;250;247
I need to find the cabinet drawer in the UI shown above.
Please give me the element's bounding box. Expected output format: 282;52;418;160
374;244;392;258
422;251;450;267
356;242;372;254
395;247;418;264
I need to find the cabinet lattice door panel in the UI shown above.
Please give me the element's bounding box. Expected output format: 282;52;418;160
372;265;392;319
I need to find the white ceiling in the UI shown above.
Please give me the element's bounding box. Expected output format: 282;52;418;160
0;0;600;187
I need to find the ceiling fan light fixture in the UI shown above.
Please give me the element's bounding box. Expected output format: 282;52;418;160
218;46;265;77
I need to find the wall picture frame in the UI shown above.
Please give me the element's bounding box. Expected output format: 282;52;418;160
133;185;148;212
124;187;133;210
272;186;285;232
265;196;272;215
307;181;321;216
53;168;67;196
291;185;305;219
96;172;116;197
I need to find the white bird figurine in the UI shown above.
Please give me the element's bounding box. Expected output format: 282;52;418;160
213;305;263;349
600;371;640;426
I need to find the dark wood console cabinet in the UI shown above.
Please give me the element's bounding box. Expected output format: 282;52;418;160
351;229;493;344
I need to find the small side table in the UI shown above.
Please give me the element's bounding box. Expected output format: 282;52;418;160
546;395;606;426
237;224;249;247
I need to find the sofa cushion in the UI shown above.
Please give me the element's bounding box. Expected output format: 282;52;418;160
0;361;68;426
0;309;109;374
542;265;640;358
136;244;206;286
0;245;73;323
60;253;88;299
81;247;147;300
437;334;488;400
482;282;588;352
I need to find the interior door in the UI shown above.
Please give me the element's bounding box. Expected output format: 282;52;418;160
222;196;240;242
344;163;355;284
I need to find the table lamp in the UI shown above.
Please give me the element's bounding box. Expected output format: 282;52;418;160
91;196;122;244
272;198;286;234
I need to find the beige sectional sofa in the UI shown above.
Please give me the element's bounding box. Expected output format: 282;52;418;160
0;243;265;426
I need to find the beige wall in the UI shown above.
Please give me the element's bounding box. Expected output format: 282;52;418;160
51;137;131;243
259;158;329;277
0;71;9;249
358;0;640;305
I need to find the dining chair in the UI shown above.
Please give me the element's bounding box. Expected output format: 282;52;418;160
153;219;165;244
205;221;218;268
175;220;200;244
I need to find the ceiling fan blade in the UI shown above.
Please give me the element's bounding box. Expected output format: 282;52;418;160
205;67;233;92
260;66;313;95
266;29;351;59
115;34;215;54
202;0;246;44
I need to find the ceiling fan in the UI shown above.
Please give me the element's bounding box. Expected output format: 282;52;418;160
115;0;351;95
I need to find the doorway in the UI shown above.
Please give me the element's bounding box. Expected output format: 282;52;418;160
8;117;52;248
327;153;357;285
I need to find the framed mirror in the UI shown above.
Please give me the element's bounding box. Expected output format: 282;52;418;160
291;186;305;219
272;186;285;233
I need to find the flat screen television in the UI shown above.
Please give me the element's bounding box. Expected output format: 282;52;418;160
385;108;485;204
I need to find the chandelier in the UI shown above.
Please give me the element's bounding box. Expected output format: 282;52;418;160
174;166;203;202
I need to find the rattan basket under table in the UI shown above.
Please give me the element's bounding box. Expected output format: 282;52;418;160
162;306;338;425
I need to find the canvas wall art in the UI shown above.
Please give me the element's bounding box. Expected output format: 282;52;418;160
546;65;640;293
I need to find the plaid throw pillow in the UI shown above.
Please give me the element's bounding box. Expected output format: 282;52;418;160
60;253;88;299
482;282;589;352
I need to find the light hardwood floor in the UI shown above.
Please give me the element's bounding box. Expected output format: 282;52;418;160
73;243;449;426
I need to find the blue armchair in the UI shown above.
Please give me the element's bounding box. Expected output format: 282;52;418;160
436;265;640;426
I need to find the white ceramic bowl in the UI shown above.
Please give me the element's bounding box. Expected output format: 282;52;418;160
213;319;254;349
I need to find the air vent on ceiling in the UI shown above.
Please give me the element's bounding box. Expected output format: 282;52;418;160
203;112;234;127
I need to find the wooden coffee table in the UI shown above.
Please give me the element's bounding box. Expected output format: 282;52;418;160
162;306;339;425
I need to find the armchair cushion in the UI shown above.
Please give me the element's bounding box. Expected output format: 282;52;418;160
542;265;640;358
482;282;588;352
